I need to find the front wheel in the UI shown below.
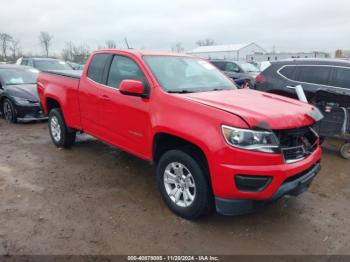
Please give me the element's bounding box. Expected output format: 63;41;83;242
3;98;17;123
156;150;212;220
48;108;76;148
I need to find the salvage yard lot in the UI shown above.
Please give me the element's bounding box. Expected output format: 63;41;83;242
0;119;349;255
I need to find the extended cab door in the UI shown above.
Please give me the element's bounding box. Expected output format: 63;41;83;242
97;54;151;159
79;53;112;134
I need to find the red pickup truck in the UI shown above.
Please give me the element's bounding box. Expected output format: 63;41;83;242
37;49;323;220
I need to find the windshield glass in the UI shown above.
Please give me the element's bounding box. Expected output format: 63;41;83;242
237;62;260;73
0;68;39;85
34;60;72;71
143;56;236;93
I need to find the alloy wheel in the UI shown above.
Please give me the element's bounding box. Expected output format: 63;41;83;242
163;162;196;207
3;101;13;122
50;116;61;142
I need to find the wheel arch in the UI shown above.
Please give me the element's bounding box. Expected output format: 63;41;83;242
152;132;212;185
46;96;61;113
0;95;15;114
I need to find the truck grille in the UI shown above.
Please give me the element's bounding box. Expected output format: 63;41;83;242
275;127;318;164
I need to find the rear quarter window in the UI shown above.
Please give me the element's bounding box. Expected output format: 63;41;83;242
87;54;111;84
295;66;331;86
331;67;350;89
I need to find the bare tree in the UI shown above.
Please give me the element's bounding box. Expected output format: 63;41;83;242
39;31;53;57
9;38;20;59
105;40;117;49
73;43;90;64
195;38;216;47
171;42;184;53
0;33;13;59
61;42;90;63
61;41;75;61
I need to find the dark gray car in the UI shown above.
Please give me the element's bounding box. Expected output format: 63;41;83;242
0;65;46;123
209;60;260;87
254;58;350;100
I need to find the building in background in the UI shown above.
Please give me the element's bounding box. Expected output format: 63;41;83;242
247;51;330;62
187;43;266;61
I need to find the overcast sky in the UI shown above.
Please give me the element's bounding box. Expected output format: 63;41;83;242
1;0;349;56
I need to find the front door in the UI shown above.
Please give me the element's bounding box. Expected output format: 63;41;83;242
98;55;151;159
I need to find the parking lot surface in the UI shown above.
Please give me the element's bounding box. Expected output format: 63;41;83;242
0;119;349;255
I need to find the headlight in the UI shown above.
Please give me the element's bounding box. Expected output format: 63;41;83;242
222;125;279;153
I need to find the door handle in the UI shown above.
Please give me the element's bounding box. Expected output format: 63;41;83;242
101;94;110;101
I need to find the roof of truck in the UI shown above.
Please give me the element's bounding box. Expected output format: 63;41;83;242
95;49;193;57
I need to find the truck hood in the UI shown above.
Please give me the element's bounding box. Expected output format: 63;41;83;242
180;89;322;130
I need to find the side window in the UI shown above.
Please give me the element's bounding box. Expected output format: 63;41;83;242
27;60;34;67
225;62;239;72
107;55;147;89
332;67;350;89
279;66;296;79
295;66;331;86
21;59;28;66
211;61;225;70
87;53;111;84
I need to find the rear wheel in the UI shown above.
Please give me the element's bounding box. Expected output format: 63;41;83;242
156;150;212;220
340;143;350;160
2;98;17;123
48;108;76;148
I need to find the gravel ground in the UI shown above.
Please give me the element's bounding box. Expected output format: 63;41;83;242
0;119;349;255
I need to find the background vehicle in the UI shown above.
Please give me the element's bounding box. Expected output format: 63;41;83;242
37;50;322;220
313;90;350;159
254;59;350;100
209;59;260;87
66;61;85;70
255;59;350;159
257;61;271;72
16;57;73;71
0;65;46;123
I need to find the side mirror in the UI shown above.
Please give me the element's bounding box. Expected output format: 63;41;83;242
119;80;148;98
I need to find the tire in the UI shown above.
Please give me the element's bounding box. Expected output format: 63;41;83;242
48;108;76;148
319;136;325;145
2;98;17;123
156;149;212;220
340;143;350;160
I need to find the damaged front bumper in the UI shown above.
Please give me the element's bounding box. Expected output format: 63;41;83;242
215;162;321;216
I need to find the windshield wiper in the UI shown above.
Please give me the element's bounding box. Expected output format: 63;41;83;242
167;90;195;94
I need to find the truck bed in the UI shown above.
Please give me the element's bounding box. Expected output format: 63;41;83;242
43;70;83;79
37;70;82;130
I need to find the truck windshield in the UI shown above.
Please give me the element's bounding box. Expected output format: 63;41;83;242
143;56;236;93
